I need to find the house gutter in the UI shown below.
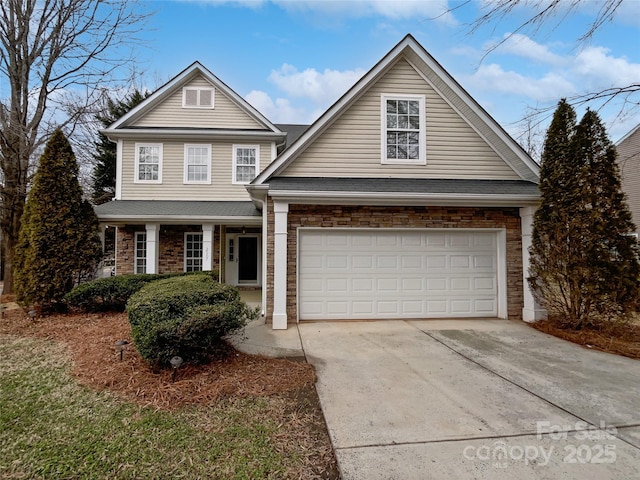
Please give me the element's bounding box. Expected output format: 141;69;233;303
267;190;540;207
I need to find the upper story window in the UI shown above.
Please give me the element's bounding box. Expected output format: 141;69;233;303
184;144;211;184
381;94;426;165
233;145;260;184
135;143;162;183
182;87;214;108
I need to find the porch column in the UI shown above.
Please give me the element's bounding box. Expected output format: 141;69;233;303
520;207;546;322
202;223;214;271
272;201;289;329
145;223;159;274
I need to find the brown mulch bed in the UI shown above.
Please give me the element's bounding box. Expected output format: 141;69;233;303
0;308;317;410
531;318;640;360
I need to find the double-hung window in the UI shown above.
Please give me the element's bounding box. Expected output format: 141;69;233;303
381;94;426;165
184;144;211;184
233;145;259;184
183;87;214;108
134;232;147;274
185;233;203;272
135;143;162;183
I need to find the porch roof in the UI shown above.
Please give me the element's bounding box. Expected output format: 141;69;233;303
267;177;540;195
95;200;261;225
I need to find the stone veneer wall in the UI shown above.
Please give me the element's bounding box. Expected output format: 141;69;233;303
115;225;220;275
265;201;524;323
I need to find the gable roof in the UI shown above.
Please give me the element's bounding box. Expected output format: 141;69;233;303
104;61;282;135
252;34;539;185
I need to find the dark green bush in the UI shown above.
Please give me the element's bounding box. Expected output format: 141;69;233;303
127;275;257;366
64;271;218;312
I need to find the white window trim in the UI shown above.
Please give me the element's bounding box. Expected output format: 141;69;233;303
134;143;163;184
184;232;204;272
134;232;147;274
182;87;215;109
232;144;260;184
183;144;212;184
380;93;426;165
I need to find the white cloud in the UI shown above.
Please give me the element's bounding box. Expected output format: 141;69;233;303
465;34;640;106
466;63;576;102
494;33;564;65
573;46;640;89
268;63;365;104
245;89;310;123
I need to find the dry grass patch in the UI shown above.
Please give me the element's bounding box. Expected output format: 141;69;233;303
531;317;640;360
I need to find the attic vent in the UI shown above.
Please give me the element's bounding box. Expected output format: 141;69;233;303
183;87;214;108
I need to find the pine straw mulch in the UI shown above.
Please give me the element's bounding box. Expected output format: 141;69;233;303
0;308;317;410
531;318;640;360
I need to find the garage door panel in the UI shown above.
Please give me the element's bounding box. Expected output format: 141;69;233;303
299;230;498;320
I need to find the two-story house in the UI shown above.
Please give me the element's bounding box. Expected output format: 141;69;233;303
96;35;543;330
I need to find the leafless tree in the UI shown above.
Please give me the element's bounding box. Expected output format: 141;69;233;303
514;107;545;163
438;1;638;125
0;0;151;293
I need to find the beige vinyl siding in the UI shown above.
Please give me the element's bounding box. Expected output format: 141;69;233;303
617;127;640;234
282;58;519;180
120;139;274;200
133;75;264;129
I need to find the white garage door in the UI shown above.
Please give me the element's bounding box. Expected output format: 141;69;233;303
298;229;498;320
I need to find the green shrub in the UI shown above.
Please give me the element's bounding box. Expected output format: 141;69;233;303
64;271;218;312
127;275;257;366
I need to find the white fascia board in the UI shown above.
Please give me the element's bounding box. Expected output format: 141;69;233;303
253;40;402;185
97;215;262;225
101;128;285;142
403;47;540;179
267;189;539;207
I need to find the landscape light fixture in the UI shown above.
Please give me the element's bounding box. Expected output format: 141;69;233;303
170;356;184;383
115;340;129;361
27;310;37;320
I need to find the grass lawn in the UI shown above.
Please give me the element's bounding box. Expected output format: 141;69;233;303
0;311;338;479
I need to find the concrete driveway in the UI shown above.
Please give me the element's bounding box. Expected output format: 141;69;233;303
298;319;640;479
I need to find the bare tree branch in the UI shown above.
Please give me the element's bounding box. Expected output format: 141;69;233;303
0;0;152;293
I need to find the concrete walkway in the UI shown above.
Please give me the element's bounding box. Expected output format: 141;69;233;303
298;319;640;480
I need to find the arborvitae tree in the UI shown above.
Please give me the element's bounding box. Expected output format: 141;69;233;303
91;89;149;205
574;109;639;318
529;101;639;328
15;129;103;309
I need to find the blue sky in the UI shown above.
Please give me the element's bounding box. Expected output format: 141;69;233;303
133;0;640;144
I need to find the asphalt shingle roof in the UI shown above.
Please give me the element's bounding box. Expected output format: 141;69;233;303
94;200;260;219
267;177;540;196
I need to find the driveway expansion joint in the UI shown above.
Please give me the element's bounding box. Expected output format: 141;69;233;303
410;322;640;452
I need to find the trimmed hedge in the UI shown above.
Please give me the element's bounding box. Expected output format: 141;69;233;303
127;275;257;366
64;271;218;312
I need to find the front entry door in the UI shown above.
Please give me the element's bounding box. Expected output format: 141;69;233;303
238;236;258;283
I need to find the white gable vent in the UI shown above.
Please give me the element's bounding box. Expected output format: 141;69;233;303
183;87;214;108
